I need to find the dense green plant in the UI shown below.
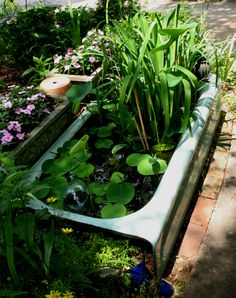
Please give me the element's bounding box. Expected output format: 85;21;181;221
210;34;236;83
0;5;98;66
96;5;208;151
21;55;52;83
0;0;19;18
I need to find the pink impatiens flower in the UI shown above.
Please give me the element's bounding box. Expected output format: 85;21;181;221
16;133;25;140
7;121;22;132
3;101;12;109
0;130;14;144
18;90;27;95
89;56;96;63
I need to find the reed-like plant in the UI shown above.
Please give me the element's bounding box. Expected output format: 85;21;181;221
100;4;208;151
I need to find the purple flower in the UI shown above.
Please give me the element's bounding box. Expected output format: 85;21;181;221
3;101;12;109
16;133;25;140
89;56;96;64
43;108;50;114
31;93;45;100
8;84;16;89
67;48;72;55
73;63;81;69
7;121;22;132
15;108;24;114
0;130;14;144
18;90;27;95
24;104;35;114
27;85;34;89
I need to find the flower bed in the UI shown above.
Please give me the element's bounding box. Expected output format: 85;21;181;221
0;84;74;165
46;28;106;83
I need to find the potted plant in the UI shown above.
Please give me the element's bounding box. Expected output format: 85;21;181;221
0;84;74;165
46;28;106;83
27;5;221;279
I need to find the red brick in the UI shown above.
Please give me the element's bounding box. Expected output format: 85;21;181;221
178;223;206;260
190;196;216;227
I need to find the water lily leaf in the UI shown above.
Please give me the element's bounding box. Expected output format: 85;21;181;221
152;143;175;152
72;149;91;162
126;153;150;167
41;176;68;198
137;158;156;175
97;123;115;137
88;182;106;196
95;197;106;204
42;157;71;176
101;203;127;219
110;172;125;183
95;139;113;149
69;134;89;155
156;158;168;174
71;162;94;178
111;143;127;155
106;182;135;204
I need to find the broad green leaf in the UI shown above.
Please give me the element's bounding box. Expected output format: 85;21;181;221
111;144;127;155
166;73;183;88
71;162;94;178
66;81;93;103
110;172;125;183
152;143;176;152
95;139;113;149
101;203;127;219
88;182;106;196
41;157;71;176
69;134;89;155
126;153;150;167
106;182;135;205
137;158;156;175
97;125;113;137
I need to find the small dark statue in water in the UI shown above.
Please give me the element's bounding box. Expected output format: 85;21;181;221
192;57;211;80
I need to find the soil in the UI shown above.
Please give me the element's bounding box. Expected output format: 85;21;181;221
0;61;23;87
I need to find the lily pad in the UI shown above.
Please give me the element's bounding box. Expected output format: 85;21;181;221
71;162;94;178
110;172;125;183
106;182;135;205
95;139;113;149
42;157;72;176
101;203;127;219
88;182;106;196
126;153;150;167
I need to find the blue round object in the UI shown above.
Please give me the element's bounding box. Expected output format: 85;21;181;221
158;279;174;298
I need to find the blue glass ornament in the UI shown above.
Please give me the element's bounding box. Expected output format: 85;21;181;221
129;261;152;288
158;279;174;298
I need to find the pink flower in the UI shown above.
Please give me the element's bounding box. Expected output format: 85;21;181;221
89;56;96;63
73;63;81;69
8;84;16;89
31;93;45;100
15;108;24;114
43;108;50;114
18;90;27;95
3;101;12;109
0;130;14;144
22;104;35;114
67;48;72;55
27;85;34;89
16;133;25;140
7;121;22;132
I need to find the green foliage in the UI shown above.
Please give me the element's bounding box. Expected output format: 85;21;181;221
97;5;208;151
0;5;98;66
21;55;52;83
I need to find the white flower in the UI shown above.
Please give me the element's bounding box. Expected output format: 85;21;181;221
54;54;63;65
